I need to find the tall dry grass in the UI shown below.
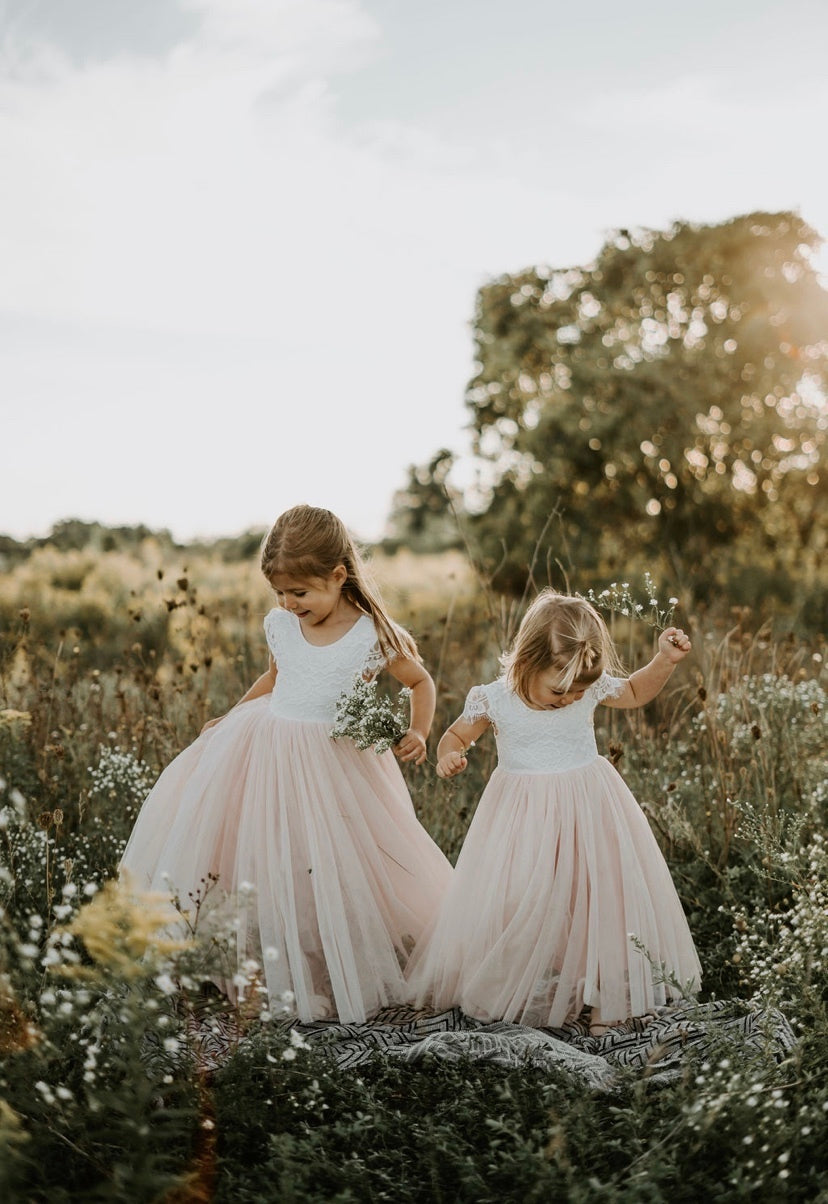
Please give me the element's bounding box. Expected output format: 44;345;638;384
0;537;826;1201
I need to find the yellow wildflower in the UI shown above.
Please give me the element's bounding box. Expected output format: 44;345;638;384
55;877;190;980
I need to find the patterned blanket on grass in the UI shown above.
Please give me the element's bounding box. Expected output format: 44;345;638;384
162;998;796;1091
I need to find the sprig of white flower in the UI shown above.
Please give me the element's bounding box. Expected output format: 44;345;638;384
331;676;411;754
584;573;678;630
87;745;155;805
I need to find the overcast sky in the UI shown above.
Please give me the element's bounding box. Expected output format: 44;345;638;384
1;0;826;542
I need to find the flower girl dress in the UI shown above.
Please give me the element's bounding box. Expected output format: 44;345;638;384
406;674;701;1027
120;608;452;1022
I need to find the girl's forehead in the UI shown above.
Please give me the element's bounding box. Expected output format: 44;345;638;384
270;573;317;591
535;666;593;687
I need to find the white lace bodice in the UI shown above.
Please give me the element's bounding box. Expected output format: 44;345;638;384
462;673;627;774
263;608;388;723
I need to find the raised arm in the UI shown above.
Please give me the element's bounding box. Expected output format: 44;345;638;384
201;656;278;732
602;627;691;710
435;714;492;779
386;654;437;765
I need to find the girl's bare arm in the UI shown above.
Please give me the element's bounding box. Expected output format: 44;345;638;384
386;654;436;765
436;715;491;779
201;658;278;732
602;628;691;710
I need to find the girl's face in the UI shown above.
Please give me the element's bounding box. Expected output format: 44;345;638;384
527;669;590;711
270;567;347;627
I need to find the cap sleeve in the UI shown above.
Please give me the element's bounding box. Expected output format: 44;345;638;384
461;684;491;724
361;639;390;680
263;608;284;663
590;672;627;703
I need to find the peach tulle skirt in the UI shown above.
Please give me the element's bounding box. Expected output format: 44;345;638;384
119;696;452;1023
406;758;701;1027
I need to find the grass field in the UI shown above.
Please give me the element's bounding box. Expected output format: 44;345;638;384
1;538;826;1201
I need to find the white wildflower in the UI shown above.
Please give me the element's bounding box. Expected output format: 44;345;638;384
331;676;411;754
154;973;177;996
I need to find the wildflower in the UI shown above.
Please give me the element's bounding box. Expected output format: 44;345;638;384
584;580;678;630
53;878;189;980
331;676;411;754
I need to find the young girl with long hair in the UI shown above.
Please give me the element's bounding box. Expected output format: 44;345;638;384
406;589;701;1035
120;505;451;1023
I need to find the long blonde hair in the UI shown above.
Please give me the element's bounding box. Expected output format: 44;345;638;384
260;504;419;662
500;589;623;704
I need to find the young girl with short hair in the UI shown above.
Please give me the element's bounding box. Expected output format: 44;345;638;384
120;504;452;1023
406;589;701;1035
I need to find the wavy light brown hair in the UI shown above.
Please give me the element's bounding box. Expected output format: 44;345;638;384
500;589;623;705
260;504;419;662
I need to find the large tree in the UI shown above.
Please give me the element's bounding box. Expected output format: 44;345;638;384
423;211;828;594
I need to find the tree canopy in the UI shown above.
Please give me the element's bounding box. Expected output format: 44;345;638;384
393;211;828;604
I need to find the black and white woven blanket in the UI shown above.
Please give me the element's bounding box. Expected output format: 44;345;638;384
160;997;796;1090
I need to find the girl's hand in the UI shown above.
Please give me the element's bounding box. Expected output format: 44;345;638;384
394;729;428;765
436;750;468;779
659;627;691;662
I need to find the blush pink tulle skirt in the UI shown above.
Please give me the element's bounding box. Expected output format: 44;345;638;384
119;696;452;1023
406;758;701;1027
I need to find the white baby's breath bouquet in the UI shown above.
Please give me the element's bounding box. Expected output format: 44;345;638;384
331;676;411;754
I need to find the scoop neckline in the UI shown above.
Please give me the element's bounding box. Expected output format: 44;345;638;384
291;610;369;649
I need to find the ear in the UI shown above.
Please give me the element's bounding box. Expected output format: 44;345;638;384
331;564;348;587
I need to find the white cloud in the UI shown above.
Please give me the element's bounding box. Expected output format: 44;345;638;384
1;0;826;542
182;0;379;65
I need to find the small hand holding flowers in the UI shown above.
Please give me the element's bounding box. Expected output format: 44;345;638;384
660;627;691;658
331;676;416;758
436;739;471;780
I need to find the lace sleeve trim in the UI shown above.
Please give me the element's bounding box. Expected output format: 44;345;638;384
591;672;627;702
461;684;490;724
361;639;394;681
263;608;282;664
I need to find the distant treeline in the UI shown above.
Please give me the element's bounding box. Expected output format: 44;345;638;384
0;519;266;567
